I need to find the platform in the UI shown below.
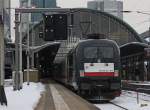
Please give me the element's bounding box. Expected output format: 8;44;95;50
122;80;150;94
34;80;100;110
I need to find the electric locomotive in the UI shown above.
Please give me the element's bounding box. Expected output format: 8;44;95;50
54;37;121;100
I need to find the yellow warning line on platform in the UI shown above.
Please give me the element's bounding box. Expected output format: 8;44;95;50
49;84;70;110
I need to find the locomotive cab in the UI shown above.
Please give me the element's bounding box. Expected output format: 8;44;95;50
75;39;121;100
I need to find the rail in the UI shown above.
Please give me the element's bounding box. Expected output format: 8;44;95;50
110;102;129;110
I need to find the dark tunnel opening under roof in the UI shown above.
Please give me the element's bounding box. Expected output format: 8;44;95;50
32;42;61;78
37;42;60;63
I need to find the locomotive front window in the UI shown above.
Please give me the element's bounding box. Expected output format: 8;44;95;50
84;47;97;58
99;47;114;58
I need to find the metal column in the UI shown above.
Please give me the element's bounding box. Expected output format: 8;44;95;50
14;11;23;90
0;14;7;106
27;13;30;85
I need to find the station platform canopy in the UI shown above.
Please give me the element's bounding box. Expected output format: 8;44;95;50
30;42;61;64
29;42;60;54
120;42;149;57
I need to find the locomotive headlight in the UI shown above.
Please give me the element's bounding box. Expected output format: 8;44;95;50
105;63;108;66
114;70;119;77
90;63;94;66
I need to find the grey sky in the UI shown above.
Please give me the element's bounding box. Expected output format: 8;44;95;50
11;0;150;37
123;0;150;34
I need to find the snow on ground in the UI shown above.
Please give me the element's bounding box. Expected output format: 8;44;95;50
95;90;150;110
0;82;45;110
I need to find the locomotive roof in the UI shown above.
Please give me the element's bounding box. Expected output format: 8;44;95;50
67;39;119;55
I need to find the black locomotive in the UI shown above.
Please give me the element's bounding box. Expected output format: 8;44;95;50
54;38;121;100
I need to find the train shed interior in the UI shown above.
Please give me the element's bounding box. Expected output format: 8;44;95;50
21;8;147;82
28;42;60;79
120;42;150;81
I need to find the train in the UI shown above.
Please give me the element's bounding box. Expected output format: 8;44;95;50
53;37;121;100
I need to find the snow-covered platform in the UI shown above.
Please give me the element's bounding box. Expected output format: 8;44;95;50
35;80;99;110
0;82;45;110
1;80;99;110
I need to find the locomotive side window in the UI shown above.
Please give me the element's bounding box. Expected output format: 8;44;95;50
84;47;97;58
100;47;114;58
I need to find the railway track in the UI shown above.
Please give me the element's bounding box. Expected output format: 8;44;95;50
95;90;150;110
109;102;129;110
122;82;150;94
122;90;150;102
